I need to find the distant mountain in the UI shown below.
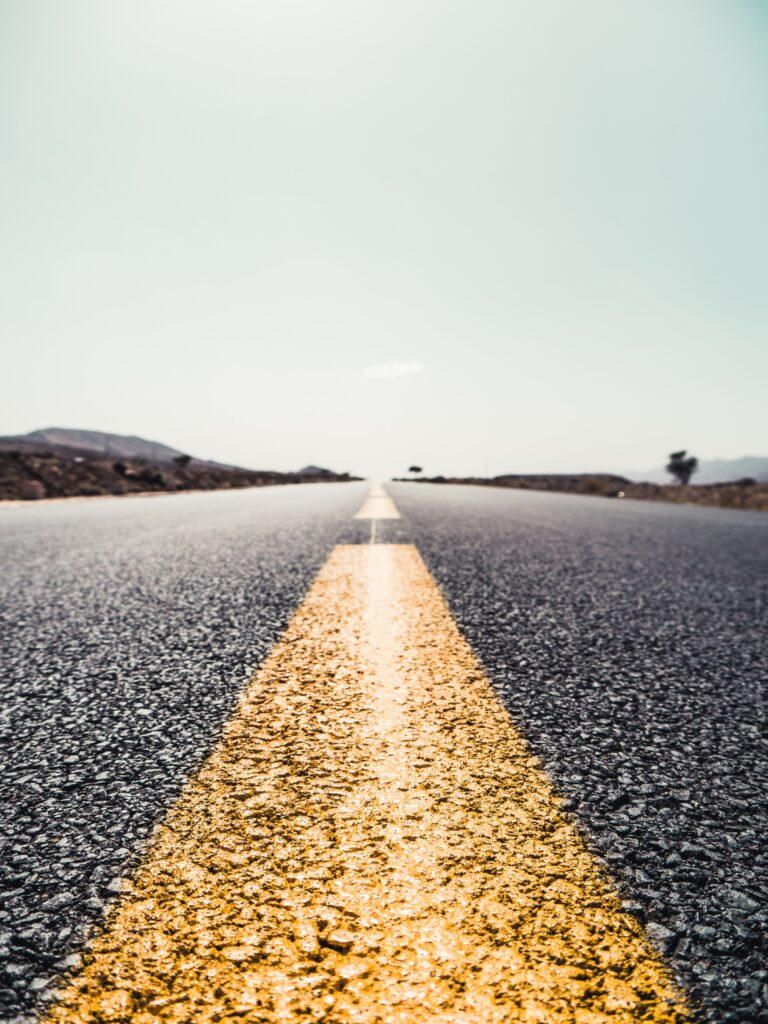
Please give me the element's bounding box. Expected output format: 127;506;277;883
0;428;188;463
296;465;335;477
632;456;768;485
0;428;353;479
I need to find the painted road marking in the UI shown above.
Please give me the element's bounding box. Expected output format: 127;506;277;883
354;483;400;520
45;544;687;1023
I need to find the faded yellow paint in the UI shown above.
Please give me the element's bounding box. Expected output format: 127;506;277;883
46;545;688;1023
354;484;400;519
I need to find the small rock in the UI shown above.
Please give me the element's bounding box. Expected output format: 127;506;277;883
645;922;677;951
20;480;46;501
320;930;355;954
724;889;759;914
608;790;630;810
42;893;74;912
680;842;707;859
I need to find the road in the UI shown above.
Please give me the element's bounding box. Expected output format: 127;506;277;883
0;482;765;1022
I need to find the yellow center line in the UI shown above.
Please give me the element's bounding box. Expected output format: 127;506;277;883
354;483;400;520
45;545;688;1023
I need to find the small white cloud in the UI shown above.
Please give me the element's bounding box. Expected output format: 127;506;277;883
362;361;425;380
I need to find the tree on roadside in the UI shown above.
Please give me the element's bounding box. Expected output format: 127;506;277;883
666;450;698;486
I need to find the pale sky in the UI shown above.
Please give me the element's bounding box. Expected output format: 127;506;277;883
2;0;766;479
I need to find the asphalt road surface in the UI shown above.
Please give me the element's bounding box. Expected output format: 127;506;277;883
0;482;765;1022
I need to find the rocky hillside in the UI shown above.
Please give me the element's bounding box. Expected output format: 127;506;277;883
402;474;768;511
399;474;631;496
0;428;190;463
622;479;768;511
0;447;358;502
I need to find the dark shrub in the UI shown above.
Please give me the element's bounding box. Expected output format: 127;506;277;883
139;467;165;486
666;450;698;486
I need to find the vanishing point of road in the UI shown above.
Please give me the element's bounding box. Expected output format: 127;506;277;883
0;482;766;1023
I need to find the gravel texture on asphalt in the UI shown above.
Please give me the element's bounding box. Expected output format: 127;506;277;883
388;483;768;1024
0;484;368;1023
44;544;687;1024
2;481;766;1023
